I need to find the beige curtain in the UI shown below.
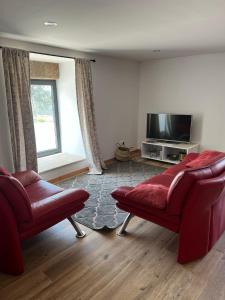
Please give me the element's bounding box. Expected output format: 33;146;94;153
2;48;37;172
75;58;106;174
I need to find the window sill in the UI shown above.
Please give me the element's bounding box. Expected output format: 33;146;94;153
38;153;85;173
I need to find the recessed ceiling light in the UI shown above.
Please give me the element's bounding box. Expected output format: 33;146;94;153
44;21;58;27
152;49;160;52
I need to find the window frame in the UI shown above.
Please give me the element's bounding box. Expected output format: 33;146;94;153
31;79;62;158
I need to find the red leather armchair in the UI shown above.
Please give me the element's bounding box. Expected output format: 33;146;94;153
112;151;225;263
0;168;89;275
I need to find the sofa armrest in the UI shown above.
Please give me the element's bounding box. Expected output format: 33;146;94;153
111;186;134;201
178;174;225;263
12;170;41;187
38;189;90;206
31;189;90;220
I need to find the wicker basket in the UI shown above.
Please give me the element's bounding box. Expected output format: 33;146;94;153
115;146;131;161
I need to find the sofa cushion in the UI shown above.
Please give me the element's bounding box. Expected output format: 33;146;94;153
19;189;89;238
26;180;63;203
0;167;10;176
186;150;225;168
126;184;168;210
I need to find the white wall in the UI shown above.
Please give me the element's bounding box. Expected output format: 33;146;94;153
138;53;225;151
57;61;85;157
92;56;139;160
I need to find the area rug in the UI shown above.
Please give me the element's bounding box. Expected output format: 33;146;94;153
58;160;165;230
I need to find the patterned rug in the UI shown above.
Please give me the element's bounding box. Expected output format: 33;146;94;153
58;160;165;230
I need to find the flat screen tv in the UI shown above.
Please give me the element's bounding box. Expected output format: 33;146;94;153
147;113;192;143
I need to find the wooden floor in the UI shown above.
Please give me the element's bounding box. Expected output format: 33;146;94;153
0;217;225;300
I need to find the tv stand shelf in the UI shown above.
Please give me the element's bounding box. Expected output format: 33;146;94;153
141;141;199;164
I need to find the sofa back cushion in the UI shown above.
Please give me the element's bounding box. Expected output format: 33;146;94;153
186;152;225;178
208;156;225;177
186;150;225;170
0;176;32;225
12;170;41;187
126;184;168;210
167;167;213;215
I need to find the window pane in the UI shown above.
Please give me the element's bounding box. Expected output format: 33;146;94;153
31;83;58;154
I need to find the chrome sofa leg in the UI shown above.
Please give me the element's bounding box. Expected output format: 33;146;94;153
68;216;86;238
117;213;134;236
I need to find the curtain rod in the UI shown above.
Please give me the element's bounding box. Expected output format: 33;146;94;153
0;47;96;62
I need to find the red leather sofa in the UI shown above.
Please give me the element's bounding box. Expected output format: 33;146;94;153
112;150;225;263
0;168;89;275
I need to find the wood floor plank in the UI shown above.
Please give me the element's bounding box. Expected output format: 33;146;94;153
197;252;225;300
0;271;52;300
0;221;91;289
178;249;224;300
0;217;225;300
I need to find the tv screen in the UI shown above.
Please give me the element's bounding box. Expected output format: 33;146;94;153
147;113;192;142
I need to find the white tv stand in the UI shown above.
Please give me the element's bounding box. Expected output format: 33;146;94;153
141;140;199;164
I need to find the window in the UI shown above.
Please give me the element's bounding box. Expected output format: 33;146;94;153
31;80;61;157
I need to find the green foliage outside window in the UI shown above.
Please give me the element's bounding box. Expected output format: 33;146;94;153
31;85;54;118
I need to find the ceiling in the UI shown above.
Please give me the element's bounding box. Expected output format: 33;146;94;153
1;0;225;61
